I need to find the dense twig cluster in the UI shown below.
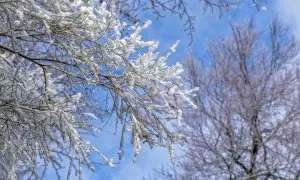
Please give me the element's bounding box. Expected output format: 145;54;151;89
0;0;197;179
149;19;300;180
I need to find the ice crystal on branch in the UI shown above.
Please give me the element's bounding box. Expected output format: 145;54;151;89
0;0;197;178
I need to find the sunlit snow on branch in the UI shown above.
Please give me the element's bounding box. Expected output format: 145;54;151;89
0;0;197;179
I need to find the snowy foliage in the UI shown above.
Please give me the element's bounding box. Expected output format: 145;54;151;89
0;0;197;179
0;59;90;179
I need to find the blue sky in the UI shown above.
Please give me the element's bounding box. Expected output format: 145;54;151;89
45;1;300;179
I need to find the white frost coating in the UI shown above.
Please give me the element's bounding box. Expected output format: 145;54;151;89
131;113;142;160
84;112;99;120
169;143;175;164
99;154;115;168
14;20;21;26
16;9;24;21
170;40;180;52
7;171;17;180
261;6;267;11
108;158;115;168
0;0;198;178
177;109;183;126
168;86;178;95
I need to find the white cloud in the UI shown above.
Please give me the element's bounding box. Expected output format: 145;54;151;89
276;0;300;40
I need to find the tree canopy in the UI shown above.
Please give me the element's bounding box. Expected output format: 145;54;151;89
0;0;197;179
149;19;300;180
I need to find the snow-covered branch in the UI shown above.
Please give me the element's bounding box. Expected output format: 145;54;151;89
0;0;197;179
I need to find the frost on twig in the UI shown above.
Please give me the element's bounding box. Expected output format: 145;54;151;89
0;0;197;178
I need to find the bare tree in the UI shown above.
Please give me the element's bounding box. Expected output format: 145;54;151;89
150;19;300;179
